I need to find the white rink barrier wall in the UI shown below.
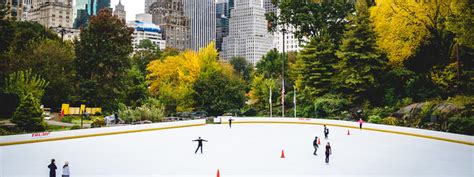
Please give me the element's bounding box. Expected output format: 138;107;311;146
0;119;206;146
216;117;474;146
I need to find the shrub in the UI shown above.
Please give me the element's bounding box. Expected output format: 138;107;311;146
368;115;382;124
11;93;46;132
242;108;257;116
91;117;105;128
61;116;80;123
119;98;165;123
447;116;474;135
313;94;350;118
70;125;82;130
381;116;399;125
366;107;391;118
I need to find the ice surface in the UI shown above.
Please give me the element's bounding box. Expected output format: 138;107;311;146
1;124;473;177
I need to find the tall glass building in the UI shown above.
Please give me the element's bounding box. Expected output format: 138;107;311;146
73;0;110;28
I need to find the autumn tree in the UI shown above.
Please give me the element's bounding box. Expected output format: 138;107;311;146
75;8;133;111
248;74;279;112
370;0;454;69
147;42;246;115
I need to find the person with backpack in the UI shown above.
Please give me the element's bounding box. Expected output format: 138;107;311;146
192;137;208;154
312;136;319;155
324;125;329;139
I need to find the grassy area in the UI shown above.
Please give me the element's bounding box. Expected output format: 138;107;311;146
47;125;72;132
71;119;93;125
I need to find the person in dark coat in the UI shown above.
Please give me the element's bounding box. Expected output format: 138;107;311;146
313;136;319;155
229;118;233;128
325;142;332;164
192;137;208;154
48;159;57;177
324;125;329;139
114;112;119;124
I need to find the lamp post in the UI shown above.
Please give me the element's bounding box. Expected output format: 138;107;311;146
281;28;287;118
51;25;70;42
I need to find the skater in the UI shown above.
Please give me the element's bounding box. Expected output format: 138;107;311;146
358;118;364;129
192;137;208;154
324;125;329;139
229;118;233;128
48;159;57;177
325;142;332;164
62;162;70;177
313;136;319;155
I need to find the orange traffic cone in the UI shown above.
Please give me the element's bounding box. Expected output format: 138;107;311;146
347;130;351;135
216;169;220;177
317;137;321;145
281;150;286;158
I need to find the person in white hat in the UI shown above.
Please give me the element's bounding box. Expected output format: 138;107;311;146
62;162;70;177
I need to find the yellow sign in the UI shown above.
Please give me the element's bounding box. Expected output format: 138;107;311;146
80;104;86;114
61;104;70;115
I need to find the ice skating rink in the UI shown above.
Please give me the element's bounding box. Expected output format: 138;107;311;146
1;123;473;177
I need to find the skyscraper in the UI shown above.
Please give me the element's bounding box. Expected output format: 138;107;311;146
149;0;189;50
221;0;274;65
144;0;157;13
183;0;216;51
73;0;110;28
215;0;229;51
113;0;125;21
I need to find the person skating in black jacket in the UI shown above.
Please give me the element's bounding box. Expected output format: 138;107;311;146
325;142;332;164
313;136;319;155
48;159;57;177
192;137;208;154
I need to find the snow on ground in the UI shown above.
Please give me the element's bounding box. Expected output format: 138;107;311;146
1;124;473;177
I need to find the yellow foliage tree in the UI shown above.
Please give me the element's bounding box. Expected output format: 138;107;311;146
370;0;452;65
146;42;219;112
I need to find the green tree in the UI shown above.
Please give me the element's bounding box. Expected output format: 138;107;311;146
75;9;133;111
193;64;246;116
294;35;337;97
11;93;46;132
256;48;287;79
229;56;254;84
447;0;474;49
123;65;149;107
267;0;354;43
18;39;76;109
132;39;162;73
0;20;57;117
334;0;386;103
248;74;279;111
4;69;49;99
